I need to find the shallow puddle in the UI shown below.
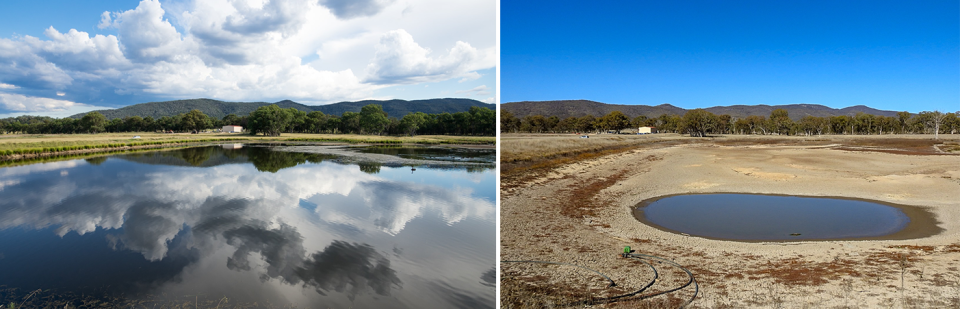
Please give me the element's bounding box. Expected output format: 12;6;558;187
633;194;940;241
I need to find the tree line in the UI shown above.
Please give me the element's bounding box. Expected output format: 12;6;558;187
501;109;960;138
0;104;495;136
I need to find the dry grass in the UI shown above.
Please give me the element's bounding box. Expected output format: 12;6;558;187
500;133;690;186
501;134;960;184
500;275;596;309
500;133;682;164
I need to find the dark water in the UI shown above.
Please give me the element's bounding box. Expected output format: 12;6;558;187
352;146;496;164
0;145;495;308
635;194;911;241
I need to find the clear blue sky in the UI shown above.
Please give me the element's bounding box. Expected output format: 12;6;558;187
502;1;959;113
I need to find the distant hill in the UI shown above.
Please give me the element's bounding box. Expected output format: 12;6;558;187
501;100;901;121
70;98;492;120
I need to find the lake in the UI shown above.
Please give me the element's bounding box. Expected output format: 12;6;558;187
0;145;495;308
633;194;939;241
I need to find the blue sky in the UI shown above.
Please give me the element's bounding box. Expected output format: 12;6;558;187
502;1;958;113
0;0;496;118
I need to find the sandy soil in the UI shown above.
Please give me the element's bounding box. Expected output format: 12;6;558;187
501;134;960;308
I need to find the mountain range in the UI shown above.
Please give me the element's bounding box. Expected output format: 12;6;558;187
501;100;903;121
70;98;492;120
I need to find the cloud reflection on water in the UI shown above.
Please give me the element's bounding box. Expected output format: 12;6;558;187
0;147;493;307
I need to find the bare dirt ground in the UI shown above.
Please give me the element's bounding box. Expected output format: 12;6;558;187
500;133;960;308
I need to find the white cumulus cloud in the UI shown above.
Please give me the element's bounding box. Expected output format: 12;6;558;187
0;92;82;112
364;29;495;85
0;0;495;110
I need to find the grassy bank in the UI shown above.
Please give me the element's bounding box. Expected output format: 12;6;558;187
0;132;494;161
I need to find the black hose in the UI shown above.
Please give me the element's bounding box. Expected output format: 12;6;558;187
501;252;698;308
627;253;700;308
562;256;658;306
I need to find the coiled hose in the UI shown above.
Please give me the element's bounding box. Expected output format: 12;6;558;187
501;252;698;308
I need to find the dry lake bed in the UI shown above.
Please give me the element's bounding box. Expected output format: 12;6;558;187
500;133;960;308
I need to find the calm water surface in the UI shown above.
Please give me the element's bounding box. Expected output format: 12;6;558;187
351;146;496;164
635;194;911;241
0;145;495;308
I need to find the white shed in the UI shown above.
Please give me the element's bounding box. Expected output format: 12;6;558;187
639;126;657;134
222;125;243;133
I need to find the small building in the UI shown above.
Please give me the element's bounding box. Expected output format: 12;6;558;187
639;126;657;134
222;125;243;133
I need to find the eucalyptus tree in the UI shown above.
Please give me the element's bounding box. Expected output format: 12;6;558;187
468;106;495;135
897;111;912;134
521;115;546;133
360;104;390;135
180;109;211;132
716;114;732;134
830;115;850;135
500;110;520;133
745;115;767;135
598;111;630;133
923;111;949;139
80;111;107;133
632;115;648;128
557;117;578;133
248;104;292;136
305;111;327;133
400;112;427;136
577;115;596;133
769;109;792;135
682;108;715;137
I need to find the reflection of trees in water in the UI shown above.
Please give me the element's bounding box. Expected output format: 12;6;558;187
176;147;216;166
358;162;381;174
84;156;107;165
114;147;239;167
246;148;305;173
245;148;336;173
221;147;244;159
115;147;332;171
465;166;493;173
114;146;492;174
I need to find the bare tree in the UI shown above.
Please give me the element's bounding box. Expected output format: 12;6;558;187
927;111;948;139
